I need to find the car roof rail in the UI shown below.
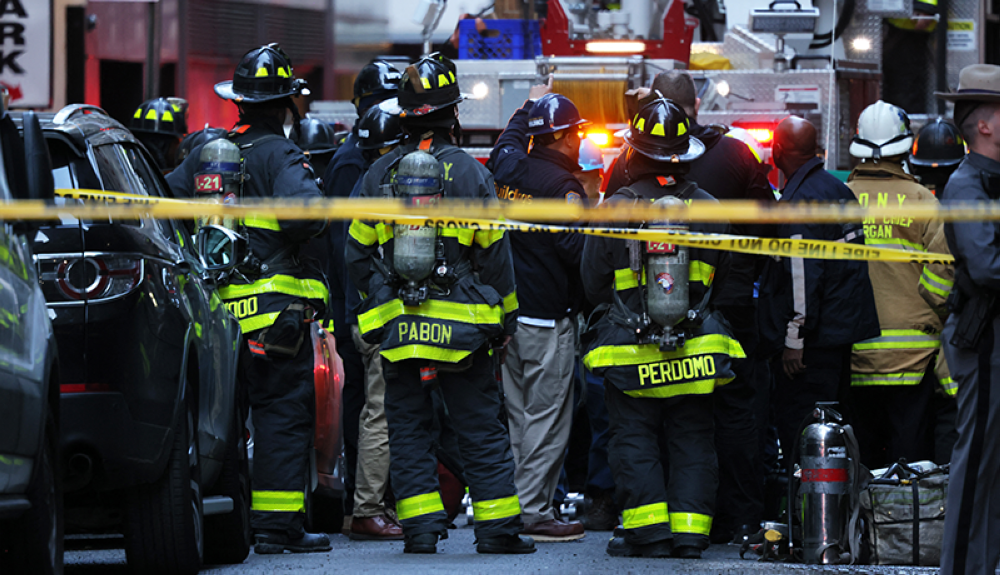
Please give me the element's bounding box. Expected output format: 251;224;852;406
53;104;109;125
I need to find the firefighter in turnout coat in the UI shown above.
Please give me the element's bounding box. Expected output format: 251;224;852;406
582;98;744;559
345;53;535;555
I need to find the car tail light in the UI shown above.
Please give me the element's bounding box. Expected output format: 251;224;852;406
60;383;112;394
40;255;143;303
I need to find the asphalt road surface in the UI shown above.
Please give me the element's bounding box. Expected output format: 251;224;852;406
65;527;951;575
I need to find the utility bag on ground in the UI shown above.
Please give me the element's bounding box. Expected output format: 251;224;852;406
859;461;948;566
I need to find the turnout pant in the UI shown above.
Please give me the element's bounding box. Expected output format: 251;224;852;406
383;346;522;538
352;325;391;518
606;385;717;550
850;370;935;469
940;317;1000;575
501;318;576;523
244;323;316;536
714;304;765;537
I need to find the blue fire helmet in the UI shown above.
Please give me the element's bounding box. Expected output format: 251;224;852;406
526;93;588;136
577;138;604;172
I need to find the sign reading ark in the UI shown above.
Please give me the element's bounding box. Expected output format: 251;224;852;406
0;0;50;108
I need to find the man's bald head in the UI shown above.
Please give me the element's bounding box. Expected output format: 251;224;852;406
773;116;818;178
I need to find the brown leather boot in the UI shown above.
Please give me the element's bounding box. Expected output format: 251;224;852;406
522;518;585;542
349;514;405;541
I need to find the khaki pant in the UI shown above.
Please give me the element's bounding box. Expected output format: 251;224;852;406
501;318;576;524
352;325;391;518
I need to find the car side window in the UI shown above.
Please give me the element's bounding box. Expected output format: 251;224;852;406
92;143;148;197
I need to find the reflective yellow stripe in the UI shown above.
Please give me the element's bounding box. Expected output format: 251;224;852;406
439;227;476;246
252;490;305;513
475;228;505;248
358;298;504;333
503;291;519;314
377;223;394;244
669;512;712;536
218;274;329;303
381;344;474;363
690;260;715;287
472;496;521;521
244;215;281;231
852;329;940;351
940;377;957;396
865;238;927;252
920;267;954;298
239;312;280;334
622;502;669;529
396;492;445;520
614;268;642;291
851;372;925;386
349;220;378;245
583;334;746;370
625;377;732;398
322;319;336;331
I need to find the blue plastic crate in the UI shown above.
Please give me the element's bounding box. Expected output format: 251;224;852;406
458;19;541;60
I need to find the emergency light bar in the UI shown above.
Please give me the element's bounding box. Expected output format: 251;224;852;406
749;1;820;34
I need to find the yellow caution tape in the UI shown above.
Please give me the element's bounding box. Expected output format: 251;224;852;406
388;215;953;264
39;188;1000;225
34;189;957;263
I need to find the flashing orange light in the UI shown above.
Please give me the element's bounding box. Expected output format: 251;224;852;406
746;128;774;145
586;129;613;148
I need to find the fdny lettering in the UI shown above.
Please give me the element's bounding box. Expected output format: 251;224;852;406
226;297;258;319
638;355;716;386
398;321;453;344
858;192;913;231
496;184;533;202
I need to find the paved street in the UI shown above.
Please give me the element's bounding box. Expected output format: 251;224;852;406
65;526;949;575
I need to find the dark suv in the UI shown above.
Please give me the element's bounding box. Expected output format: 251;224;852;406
0;110;62;574
17;104;249;574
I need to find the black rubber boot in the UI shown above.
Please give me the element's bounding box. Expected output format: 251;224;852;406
403;532;438;554
476;534;537;554
672;545;702;559
254;530;332;554
582;493;618;531
606;536;672;558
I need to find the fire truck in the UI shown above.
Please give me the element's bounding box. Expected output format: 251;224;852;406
311;0;985;173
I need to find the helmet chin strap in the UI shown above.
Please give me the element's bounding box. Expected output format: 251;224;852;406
286;99;303;143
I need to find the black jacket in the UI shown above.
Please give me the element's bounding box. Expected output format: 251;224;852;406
606;123;774;308
758;157;879;356
166;114;328;332
488;101;586;320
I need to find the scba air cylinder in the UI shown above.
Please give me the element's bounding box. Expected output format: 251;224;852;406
645;195;689;329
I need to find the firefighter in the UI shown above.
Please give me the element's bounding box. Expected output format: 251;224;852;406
582;98;744;559
345;52;534;555
293;118;339;177
487;87;587;541
910;118;967;195
321;60;401;530
175;126;227;166
131;96;188;172
343;99;405;541
935;64;1000;575
166;43;331;554
844;100;954;469
608;71;774;544
576;138;605;204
